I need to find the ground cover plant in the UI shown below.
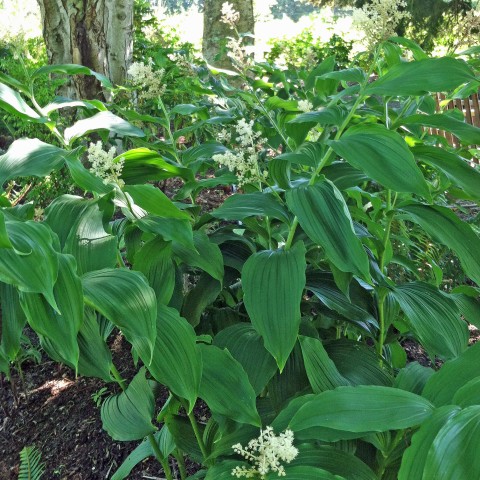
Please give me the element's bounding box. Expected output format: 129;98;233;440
1;5;480;479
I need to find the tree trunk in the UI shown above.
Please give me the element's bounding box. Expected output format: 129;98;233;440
37;0;133;99
202;0;255;69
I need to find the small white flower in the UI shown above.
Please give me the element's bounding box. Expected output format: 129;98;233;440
87;141;125;187
231;427;298;479
127;60;166;100
298;99;314;113
221;1;240;28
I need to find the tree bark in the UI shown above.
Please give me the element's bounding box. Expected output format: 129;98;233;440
202;0;255;69
37;0;133;99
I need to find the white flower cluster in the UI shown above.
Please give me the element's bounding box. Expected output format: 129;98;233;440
231;427;298;479
88;141;125;187
226;36;255;71
212;119;267;187
298;99;314;113
450;9;480;51
353;0;411;50
127;60;166;100
220;1;240;29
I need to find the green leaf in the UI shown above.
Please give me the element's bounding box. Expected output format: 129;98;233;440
147;305;202;413
123;184;190;220
173;231;224;282
82;269;157;364
0;282;26;361
0;139;66;186
213;324;277;395
32;63;113;88
77;308;113;382
120;148;193;184
392;282;468;360
412;146;480;199
64;111;145;145
20;254;83;369
45;195;117;275
366;57;477;96
330;125;429;196
394;362;434;395
101;368;156;441
321;68;366;83
403;114;480;146
286;182;370;280
398;405;461;480
452;377;480;408
401;204;480;286
111;426;174;480
205;460;250;480
290;386;434;434
0;82;45;122
291;444;377;480
288;107;346;127
423;406;480;480
242;242;306;370
164;414;204;463
299;336;349;393
423;342;480;406
211;192;291;224
322;162;369;190
280;465;345;480
18;445;45;480
198;344;261;426
0;220;59;309
137;216;194;250
133;237;175;306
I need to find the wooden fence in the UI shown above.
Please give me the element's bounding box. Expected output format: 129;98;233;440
432;92;480;150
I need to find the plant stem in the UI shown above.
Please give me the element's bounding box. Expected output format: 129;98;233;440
148;434;174;480
174;449;188;480
376;289;387;360
110;364;127;391
187;409;209;463
158;97;182;164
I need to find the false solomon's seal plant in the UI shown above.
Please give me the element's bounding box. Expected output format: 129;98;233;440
0;36;480;479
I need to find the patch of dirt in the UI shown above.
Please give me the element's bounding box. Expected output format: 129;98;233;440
0;333;180;480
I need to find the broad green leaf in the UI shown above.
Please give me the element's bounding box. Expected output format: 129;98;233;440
330;125;429;196
205;460;250;480
412;146;480;199
394;362;434;395
299;336;349;393
366;57;476;96
64;111;145;144
306;271;377;333
286;182;370;280
321;68;366;83
82;269;157;364
64;151;113;194
20;254;83;369
324;340;392;386
290;386;434;434
207;423;259;461
77;308;113;382
213;324;277;395
133;238;175;306
137;216;194;250
0;139;66;186
0;220;59;309
111;426;174;480
291;444;377;480
211;192;291;224
388;37;428;60
398;405;461;480
281;465;345;479
403;113;480;146
147;305;202;412
120;148;193;184
164;414;204;463
123;184;190;220
392;282;468;360
181;273;221;327
32;63;113;88
423;342;480;406
173;231;224;282
198;344;261;426
45;195;117;274
182;142;228;166
101;368;156;441
0;82;45;121
242;242;306;370
401;204;480;286
0;282;26;361
288;107;346;127
452;377;480;408
43;98;104;114
322;162;369;190
423;406;480;480
451;293;480;329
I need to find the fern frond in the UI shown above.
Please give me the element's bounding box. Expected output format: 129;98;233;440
18;446;45;480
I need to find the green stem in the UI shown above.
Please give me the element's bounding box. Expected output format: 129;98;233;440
158;98;182;164
377;290;387;361
148;435;174;480
110;364;127;391
187;409;209;463
174;449;188;480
